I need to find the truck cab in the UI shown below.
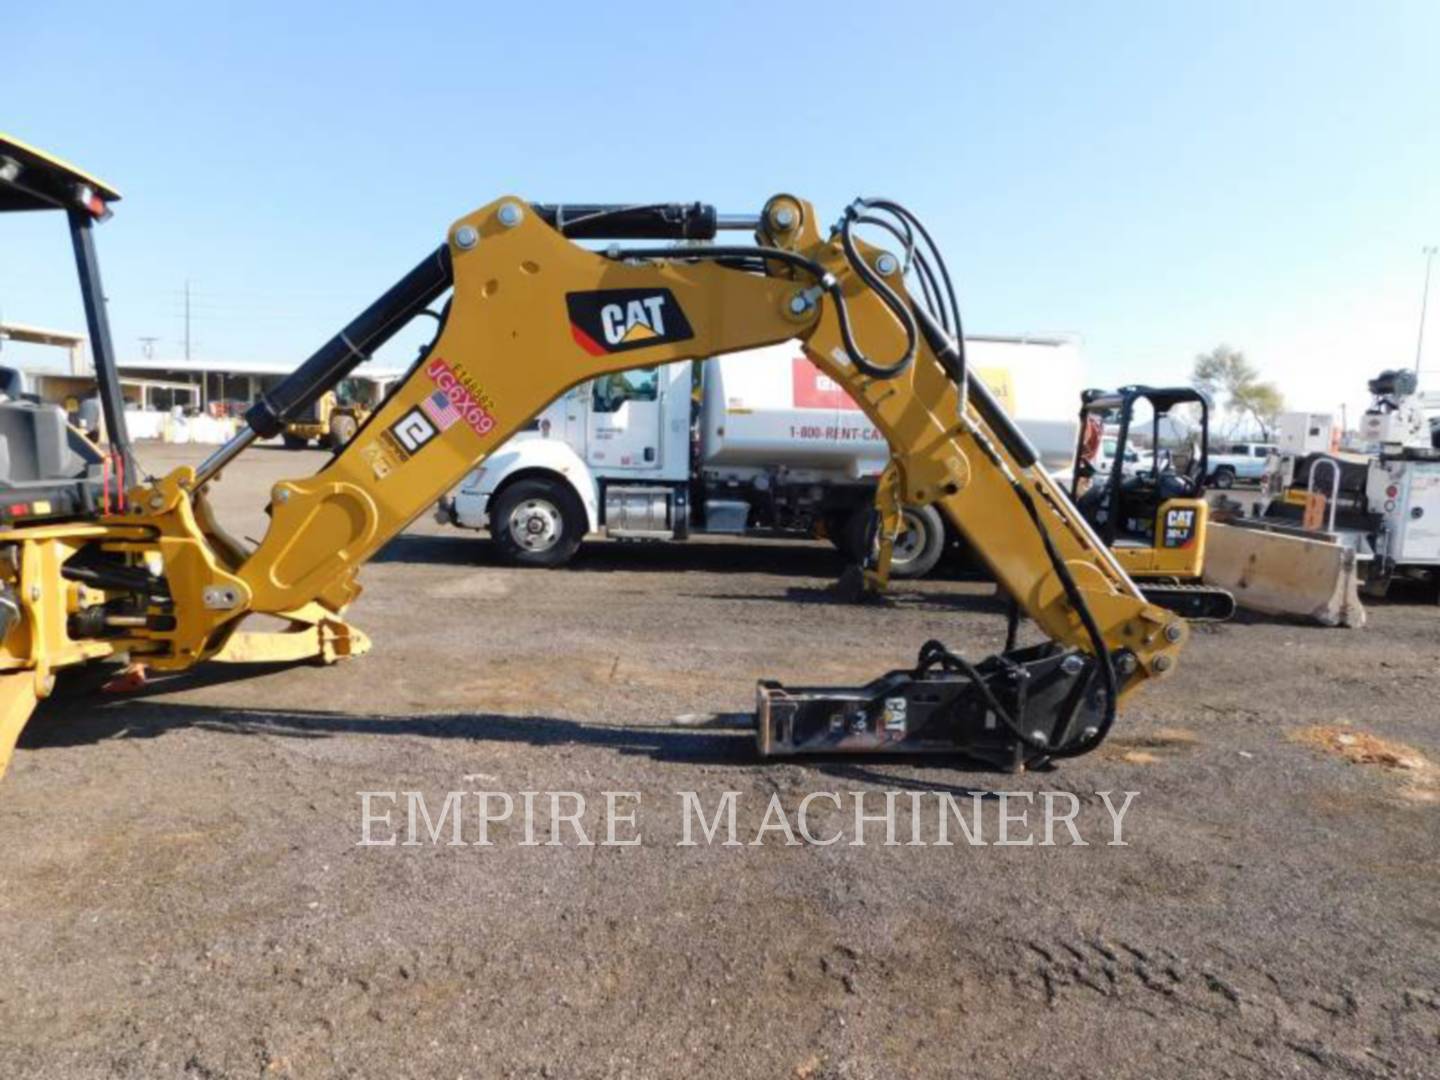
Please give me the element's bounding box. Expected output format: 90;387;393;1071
443;360;692;566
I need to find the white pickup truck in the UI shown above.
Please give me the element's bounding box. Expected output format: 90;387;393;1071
1206;441;1277;488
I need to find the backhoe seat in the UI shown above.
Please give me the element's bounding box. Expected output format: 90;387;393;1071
0;400;106;521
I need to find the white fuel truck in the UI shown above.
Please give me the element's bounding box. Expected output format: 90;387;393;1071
436;336;1083;577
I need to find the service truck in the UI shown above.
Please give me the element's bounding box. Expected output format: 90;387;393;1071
1258;370;1440;600
437;336;1083;577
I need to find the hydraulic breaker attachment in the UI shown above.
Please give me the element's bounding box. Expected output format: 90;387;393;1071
756;641;1135;770
1203;521;1365;628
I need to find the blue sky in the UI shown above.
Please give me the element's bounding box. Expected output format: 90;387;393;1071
3;1;1437;426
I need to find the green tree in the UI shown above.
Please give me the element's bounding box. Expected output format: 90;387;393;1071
1191;344;1285;439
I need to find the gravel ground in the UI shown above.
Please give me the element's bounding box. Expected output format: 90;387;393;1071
1;442;1437;1079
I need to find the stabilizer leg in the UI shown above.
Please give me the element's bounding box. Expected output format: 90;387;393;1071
0;673;41;780
211;603;372;665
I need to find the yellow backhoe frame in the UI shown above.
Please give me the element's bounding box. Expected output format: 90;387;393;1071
0;188;1188;777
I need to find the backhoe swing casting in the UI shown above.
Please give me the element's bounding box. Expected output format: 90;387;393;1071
0;136;1188;777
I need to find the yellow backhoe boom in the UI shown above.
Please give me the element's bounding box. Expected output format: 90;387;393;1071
0;192;1186;775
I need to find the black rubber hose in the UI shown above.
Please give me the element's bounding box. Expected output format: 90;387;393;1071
853;198;966;391
851;211;950;336
861;198;961;336
1004;477;1120;757
1005;595;1021;653
957;417;1119;757
850;199;1115;755
837;211;918;377
914;638;1047;751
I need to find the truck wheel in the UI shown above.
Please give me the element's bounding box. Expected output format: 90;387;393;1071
1211;467;1235;490
282;434;309;449
490;478;585;568
888;504;946;578
328;414;359;449
842;504;945;579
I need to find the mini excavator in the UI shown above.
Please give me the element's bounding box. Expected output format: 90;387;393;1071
1068;386;1236;621
0;134;1189;776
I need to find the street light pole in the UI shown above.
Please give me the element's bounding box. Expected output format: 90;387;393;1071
1417;245;1437;375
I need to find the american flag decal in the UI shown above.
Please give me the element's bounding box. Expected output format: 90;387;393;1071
420;390;460;431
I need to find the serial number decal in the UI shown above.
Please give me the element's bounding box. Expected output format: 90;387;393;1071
425;357;497;437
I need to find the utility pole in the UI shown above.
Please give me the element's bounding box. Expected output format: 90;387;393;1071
183;279;205;412
139;336;157;360
1417;246;1437;376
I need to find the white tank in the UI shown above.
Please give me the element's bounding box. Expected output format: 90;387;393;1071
700;343;888;479
699;336;1083;477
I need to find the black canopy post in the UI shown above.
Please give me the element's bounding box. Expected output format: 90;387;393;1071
67;207;135;479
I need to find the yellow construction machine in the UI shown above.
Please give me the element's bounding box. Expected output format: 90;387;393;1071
1068;386;1236;621
0;136;1190;778
280;377;392;449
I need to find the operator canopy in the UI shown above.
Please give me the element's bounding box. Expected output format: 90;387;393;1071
0;134;114;518
1081;385;1210;417
0;134;120;216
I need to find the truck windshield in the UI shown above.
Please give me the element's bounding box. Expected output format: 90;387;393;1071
592;367;658;413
